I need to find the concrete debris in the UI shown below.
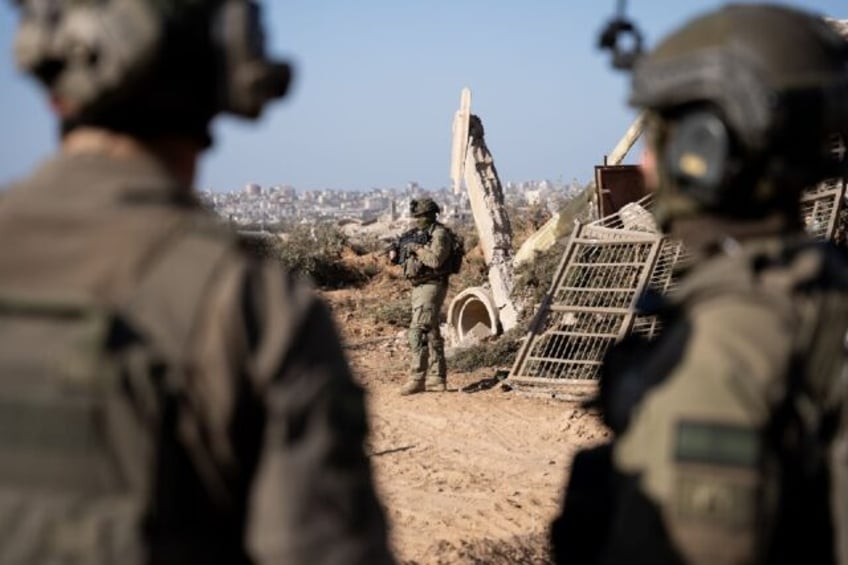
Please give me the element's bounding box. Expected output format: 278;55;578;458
618;202;659;233
513;184;595;267
465;322;494;344
449;88;520;335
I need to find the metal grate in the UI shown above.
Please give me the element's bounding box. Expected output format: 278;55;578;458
801;180;843;240
801;135;848;245
803;135;846;241
630;237;687;340
508;217;663;397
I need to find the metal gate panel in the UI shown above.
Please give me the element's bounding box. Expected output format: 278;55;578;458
509;223;662;394
801;179;844;241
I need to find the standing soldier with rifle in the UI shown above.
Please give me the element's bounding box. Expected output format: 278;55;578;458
389;198;457;396
0;1;394;564
551;4;848;564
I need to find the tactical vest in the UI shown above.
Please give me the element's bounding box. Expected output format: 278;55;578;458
0;219;238;564
403;222;456;283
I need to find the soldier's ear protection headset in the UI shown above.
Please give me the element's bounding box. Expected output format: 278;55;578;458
13;0;291;120
662;109;740;210
659;96;848;215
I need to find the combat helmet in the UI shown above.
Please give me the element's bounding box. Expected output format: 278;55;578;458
13;0;291;145
410;198;441;217
630;4;848;225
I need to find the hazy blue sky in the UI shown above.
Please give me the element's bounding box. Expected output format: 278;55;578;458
0;1;844;192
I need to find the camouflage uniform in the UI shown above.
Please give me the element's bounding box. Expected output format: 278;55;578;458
552;5;848;564
400;200;452;395
0;152;394;565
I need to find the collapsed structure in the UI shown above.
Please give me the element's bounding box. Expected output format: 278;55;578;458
444;90;652;345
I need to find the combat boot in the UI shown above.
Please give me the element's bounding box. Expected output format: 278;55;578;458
425;377;446;392
399;378;425;396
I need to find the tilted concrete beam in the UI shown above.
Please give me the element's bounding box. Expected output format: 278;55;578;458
607;111;646;166
448;88;520;334
463;114;520;332
450;88;472;195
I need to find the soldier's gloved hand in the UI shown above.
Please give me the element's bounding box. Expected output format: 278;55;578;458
387;248;398;262
407;243;423;254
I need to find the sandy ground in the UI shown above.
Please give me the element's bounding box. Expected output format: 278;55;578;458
324;287;609;564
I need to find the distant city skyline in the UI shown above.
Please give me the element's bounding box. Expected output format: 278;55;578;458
0;1;844;192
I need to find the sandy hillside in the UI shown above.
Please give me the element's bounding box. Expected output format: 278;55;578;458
322;270;609;564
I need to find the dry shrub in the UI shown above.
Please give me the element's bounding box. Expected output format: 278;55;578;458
372;298;411;328
509;202;553;244
512;241;567;322
245;224;374;289
443;222;486;288
447;325;527;373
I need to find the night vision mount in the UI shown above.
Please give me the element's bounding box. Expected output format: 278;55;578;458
598;0;644;71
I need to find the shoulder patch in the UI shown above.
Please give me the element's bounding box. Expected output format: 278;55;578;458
674;420;760;468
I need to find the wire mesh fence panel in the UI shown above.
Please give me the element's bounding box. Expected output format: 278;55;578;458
509;225;662;394
630;238;688;340
801;180;844;241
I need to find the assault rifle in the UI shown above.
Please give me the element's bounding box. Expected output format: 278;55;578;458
388;227;431;265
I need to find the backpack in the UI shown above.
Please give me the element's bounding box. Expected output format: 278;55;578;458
0;224;233;564
446;227;466;275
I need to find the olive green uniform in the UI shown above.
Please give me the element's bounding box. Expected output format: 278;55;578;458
553;236;848;564
0;153;394;565
613;238;848;564
404;222;451;387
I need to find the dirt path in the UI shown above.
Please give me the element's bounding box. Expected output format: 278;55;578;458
340;326;609;564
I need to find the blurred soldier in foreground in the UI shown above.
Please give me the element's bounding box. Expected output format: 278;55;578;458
0;1;394;563
551;5;848;564
389;198;457;395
